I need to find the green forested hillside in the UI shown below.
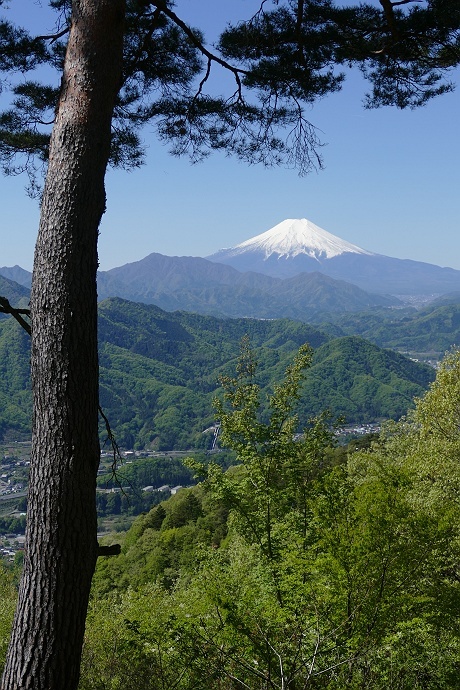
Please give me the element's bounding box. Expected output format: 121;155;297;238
97;298;330;448
0;299;434;447
0;320;32;440
0;277;29;310
0;341;459;689
78;351;460;690
324;303;460;354
377;304;460;352
96;253;400;319
300;336;435;421
88;300;437;444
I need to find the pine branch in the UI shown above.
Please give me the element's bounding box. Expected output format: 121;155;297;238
0;296;31;335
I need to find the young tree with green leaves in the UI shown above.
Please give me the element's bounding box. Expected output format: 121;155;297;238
184;340;339;687
206;338;321;569
0;1;459;687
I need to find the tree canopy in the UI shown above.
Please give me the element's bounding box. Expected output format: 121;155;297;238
1;0;459;186
72;344;460;689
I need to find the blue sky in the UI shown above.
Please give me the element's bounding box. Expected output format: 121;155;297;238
1;0;459;272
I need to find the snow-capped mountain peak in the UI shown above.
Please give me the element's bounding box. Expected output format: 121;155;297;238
222;218;373;261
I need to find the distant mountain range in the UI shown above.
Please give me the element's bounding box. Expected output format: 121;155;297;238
96;253;400;319
0;266;32;289
0;255;400;321
2;217;460;319
2;218;459;449
208;218;460;295
0;274;29;306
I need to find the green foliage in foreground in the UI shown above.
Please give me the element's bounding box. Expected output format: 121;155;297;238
0;347;458;686
0;319;32;441
0;568;17;668
73;346;460;689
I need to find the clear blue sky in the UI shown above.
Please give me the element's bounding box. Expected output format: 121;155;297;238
1;0;459;272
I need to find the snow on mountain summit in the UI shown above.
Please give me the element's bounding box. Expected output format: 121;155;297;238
223;218;373;261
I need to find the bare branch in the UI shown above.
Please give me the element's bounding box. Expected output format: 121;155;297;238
0;296;31;335
98;403;122;475
97;543;121;557
379;0;401;41
153;0;249;90
195;57;212;100
391;0;423;5
35;26;70;44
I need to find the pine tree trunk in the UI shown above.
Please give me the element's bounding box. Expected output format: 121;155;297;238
1;2;125;688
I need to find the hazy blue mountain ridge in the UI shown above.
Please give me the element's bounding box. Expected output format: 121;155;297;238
0;253;400;319
0;275;30;308
95;253;399;318
208;218;460;295
0;266;32;289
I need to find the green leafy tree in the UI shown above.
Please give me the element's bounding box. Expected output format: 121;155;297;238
194;338;317;562
79;345;460;688
0;569;16;677
184;340;341;686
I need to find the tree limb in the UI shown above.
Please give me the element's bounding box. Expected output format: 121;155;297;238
0;296;31;335
97;543;121;557
153;0;249;90
35;26;70;44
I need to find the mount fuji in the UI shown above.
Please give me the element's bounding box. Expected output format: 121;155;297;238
207;218;460;296
210;218;374;264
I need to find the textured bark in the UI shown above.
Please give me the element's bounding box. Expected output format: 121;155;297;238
1;2;125;688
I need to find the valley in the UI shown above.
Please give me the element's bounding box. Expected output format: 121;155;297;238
1;219;459;572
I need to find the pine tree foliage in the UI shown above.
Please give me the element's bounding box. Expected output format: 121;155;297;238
1;0;459;184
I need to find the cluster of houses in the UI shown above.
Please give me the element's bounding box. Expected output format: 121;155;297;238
142;484;183;495
334;422;381;438
0;455;29;497
0;533;25;562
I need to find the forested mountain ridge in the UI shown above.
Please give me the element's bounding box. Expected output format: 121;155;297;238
0;276;30;315
97;298;331;448
324;303;460;354
0;269;31;291
0;257;400;320
304;336;434;421
96;254;400;318
5;262;460;355
4;266;460;356
0;318;31;439
0;298;434;448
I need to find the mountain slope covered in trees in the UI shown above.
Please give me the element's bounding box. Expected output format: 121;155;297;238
79;350;460;690
0;257;400;320
325;303;460;354
0;298;434;448
96;253;400;318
